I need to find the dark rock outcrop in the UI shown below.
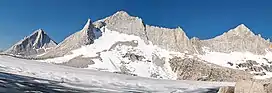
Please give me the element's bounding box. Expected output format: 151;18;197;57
218;86;234;93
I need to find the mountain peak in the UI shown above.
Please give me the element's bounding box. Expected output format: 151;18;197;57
113;10;130;17
234;24;250;31
36;28;43;32
83;19;93;30
32;29;44;35
176;26;184;31
227;24;254;36
4;29;57;56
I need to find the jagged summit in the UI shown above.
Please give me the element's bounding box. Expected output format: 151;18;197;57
94;11;195;53
235;24;249;30
33;28;43;34
4;29;57;56
83;19;93;30
105;10;140;21
227;24;254;36
176;26;185;32
112;10;130;17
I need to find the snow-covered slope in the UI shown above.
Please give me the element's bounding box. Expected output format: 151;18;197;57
43;27;182;80
0;55;234;92
3;29;57;56
199;50;272;79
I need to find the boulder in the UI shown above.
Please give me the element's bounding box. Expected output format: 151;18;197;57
246;60;259;65
235;80;265;93
264;83;272;93
250;66;263;72
123;53;145;62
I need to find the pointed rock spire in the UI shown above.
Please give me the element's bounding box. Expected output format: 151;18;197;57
83;19;94;30
41;19;97;58
34;28;43;33
176;26;185;33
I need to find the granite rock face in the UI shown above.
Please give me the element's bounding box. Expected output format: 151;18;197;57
97;11;148;43
4;29;57;56
94;11;196;53
169;57;253;82
197;24;272;55
145;26;195;53
41;19;98;58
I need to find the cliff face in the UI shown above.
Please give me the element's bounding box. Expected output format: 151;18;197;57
94;11;195;54
145;25;195;53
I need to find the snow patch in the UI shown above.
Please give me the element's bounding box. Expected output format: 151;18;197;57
199;51;272;79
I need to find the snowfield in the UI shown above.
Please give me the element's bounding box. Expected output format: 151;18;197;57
42;27;185;80
199;50;272;79
0;55;234;93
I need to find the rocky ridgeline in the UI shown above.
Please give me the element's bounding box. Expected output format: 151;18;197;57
41;19;99;58
39;11;196;58
94;11;195;53
95;11;272;55
7;11;272;57
197;24;272;55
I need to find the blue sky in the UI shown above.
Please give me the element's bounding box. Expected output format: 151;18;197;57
0;0;272;50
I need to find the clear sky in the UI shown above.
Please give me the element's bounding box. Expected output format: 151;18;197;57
0;0;272;50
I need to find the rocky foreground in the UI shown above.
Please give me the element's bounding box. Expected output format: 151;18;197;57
219;80;272;93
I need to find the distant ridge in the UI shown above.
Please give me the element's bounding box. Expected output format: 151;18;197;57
197;24;272;54
4;10;272;57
